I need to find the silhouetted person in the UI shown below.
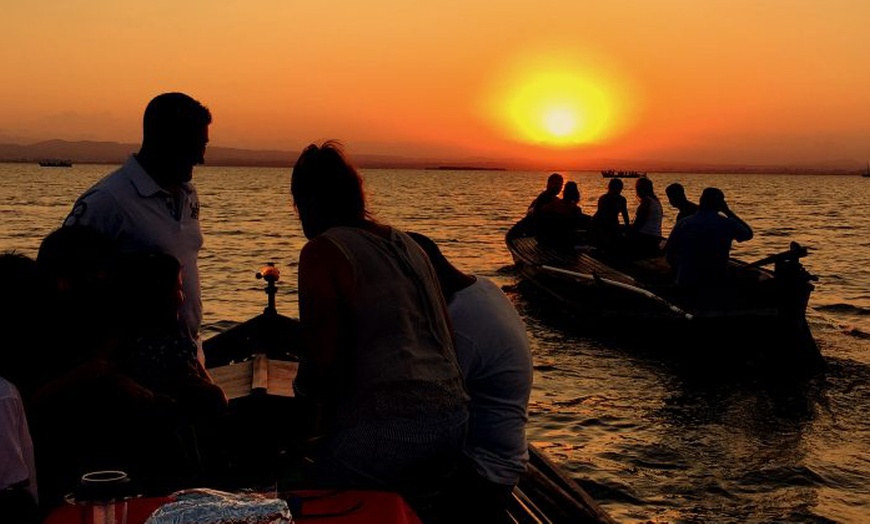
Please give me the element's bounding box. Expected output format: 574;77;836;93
289;141;468;523
665;187;753;303
537;181;590;249
588;177;630;252
526;172;564;217
64;92;212;363
665;182;699;224
408;232;533;524
32;226;198;508
116;251;227;419
560;181;592;229
628;177;664;257
562;181;580;207
0;253;41;524
35;225;122;386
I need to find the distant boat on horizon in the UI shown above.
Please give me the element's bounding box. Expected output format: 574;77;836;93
38;159;73;167
601;169;646;179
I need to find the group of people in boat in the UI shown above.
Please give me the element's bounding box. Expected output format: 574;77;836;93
1;92;533;524
524;172;754;294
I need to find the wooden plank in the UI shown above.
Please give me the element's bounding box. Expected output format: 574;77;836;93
209;360;253;400
266;360;298;397
252;353;269;392
208;355;298;399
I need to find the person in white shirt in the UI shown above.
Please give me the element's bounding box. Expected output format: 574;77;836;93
0;253;39;522
408;232;533;524
628;176;664;257
64;92;211;360
0;378;38;511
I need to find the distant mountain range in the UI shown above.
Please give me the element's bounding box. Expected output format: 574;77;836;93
0;139;294;168
0;139;865;174
0;139;469;169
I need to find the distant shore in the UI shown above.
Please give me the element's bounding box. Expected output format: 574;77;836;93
6;159;867;175
0;139;866;175
425;166;508;171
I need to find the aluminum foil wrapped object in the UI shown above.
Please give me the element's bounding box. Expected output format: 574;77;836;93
144;488;291;524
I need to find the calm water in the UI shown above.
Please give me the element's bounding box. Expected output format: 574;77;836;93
1;162;868;523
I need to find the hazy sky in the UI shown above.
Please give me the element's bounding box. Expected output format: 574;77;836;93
2;1;869;168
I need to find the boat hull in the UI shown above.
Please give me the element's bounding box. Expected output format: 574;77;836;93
506;222;822;374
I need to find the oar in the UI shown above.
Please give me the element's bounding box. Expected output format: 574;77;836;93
744;241;808;269
540;265;694;320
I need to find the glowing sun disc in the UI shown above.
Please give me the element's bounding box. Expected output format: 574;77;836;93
543;107;579;137
482;51;633;148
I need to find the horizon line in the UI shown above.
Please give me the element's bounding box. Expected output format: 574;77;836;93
0;138;866;175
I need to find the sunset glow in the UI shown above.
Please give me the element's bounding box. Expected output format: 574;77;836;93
478;45;638;154
1;1;869;169
502;70;615;146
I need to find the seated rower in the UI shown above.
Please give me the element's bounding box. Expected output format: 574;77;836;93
664;187;753;306
526;172;564;218
665;182;699;223
588;178;630;253
626;177;664;258
535;181;591;249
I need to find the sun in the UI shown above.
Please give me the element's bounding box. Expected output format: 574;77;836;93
543;107;578;137
481;50;635;148
505;70;612;146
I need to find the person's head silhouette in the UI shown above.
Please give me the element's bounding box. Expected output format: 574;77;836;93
291;140;369;239
138;92;212;187
563;181;580;204
666;183;688;207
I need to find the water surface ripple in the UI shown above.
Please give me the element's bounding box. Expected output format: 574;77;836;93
1;163;868;523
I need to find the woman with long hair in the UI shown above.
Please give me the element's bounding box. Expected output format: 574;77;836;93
290;141;469;521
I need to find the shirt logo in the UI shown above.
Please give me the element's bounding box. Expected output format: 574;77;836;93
64;202;88;226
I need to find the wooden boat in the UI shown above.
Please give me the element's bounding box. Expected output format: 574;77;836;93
38;159;73;167
203;264;616;524
505;220;824;374
601;169;645;179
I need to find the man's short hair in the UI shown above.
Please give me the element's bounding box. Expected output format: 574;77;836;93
547;173;563;184
666;183;685;199
699;187;725;210
142;92;211;145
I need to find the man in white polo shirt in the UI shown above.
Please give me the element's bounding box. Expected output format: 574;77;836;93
64;92;211;358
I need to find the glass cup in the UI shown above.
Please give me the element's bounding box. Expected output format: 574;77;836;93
67;470;133;524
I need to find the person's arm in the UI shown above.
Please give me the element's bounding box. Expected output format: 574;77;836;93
31;358;176;419
620;197;631;226
632;198;650;230
296;237;352;400
721;201;753;242
526;196;538;217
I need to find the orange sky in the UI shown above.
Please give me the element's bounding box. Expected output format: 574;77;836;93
2;1;869;168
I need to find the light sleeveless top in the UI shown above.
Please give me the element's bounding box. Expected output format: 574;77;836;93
319;226;469;424
637;196;663;237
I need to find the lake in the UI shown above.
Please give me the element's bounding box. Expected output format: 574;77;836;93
1;162;868;523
